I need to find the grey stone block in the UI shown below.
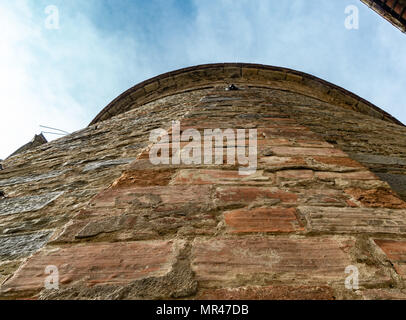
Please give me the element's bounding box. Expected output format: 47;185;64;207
0;192;63;216
0;231;51;261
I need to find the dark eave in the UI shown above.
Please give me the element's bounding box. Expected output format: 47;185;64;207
361;0;406;33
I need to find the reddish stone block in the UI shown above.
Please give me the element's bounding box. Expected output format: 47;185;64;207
172;169;273;185
386;0;396;9
111;169;176;188
394;3;403;14
192;237;354;286
196;285;335;300
2;240;179;294
91;185;212;209
374;240;406;277
215;186;298;205
224;208;303;233
345;187;406;209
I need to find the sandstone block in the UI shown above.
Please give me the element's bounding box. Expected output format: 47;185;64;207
224;207;303;233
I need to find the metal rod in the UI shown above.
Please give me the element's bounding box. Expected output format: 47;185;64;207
39;125;69;134
41;131;67;136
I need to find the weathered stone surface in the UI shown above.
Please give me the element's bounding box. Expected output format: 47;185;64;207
200;96;243;103
258;69;286;82
53;183;218;243
91;185;213;210
295;188;352;207
191;237;357;286
345;187;406;209
111;169;175;188
215;186;297;206
1;64;405;300
350;153;406;166
56;210;217;243
284;102;406;205
75;215;138;239
196;285;335;300
277;170;314;180
0;170;68;187
172;169;273;185
259;156;308;171
259;156;365;173
374;240;406;277
315;171;378;181
224;208;303;233
82;158;135;172
299;206;406;234
374;173;406;201
1;216;55;235
1;240;181;294
361;289;406;300
0;192;63;216
309;156;364;171
0;261;21;285
0;231;51;261
270;147;347;157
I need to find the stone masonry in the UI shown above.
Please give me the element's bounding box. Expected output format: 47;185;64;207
1;63;406;300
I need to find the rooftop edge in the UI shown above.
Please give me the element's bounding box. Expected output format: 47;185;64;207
90;63;404;127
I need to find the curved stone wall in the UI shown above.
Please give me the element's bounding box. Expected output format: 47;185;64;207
1;66;406;300
90;63;404;126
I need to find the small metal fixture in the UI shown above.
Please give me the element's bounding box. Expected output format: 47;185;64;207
0;191;5;198
226;84;239;91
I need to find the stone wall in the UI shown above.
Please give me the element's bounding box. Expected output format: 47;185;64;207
1;65;406;300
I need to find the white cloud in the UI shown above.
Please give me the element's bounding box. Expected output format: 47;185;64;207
0;0;149;159
0;1;82;159
183;0;406;122
1;0;405;159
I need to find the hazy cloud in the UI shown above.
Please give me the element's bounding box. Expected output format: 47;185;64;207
0;0;405;159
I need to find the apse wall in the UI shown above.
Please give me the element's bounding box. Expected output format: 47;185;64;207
1;64;406;300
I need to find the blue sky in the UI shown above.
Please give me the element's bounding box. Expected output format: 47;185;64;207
0;0;405;159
